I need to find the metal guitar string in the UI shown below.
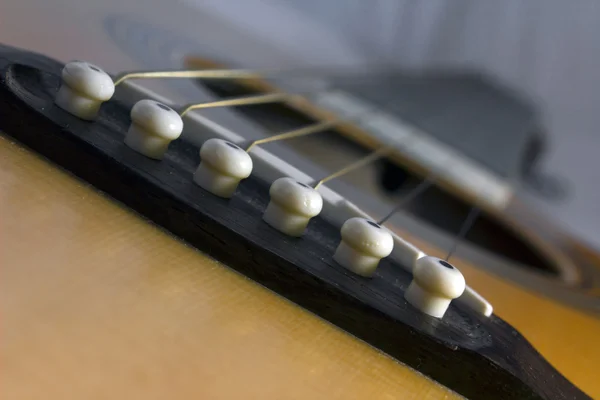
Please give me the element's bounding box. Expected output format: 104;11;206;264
244;89;411;178
117;65;484;265
376;169;482;262
115;66;400;185
114;68;269;86
115;69;373;154
49;59;491;316
445;206;481;262
179;92;305;117
371;114;486;260
180;71;483;257
377;178;435;225
243;95;391;153
313;146;391;190
245;119;338;152
113;65;398;87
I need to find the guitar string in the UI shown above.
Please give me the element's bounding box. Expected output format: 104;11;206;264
243;88;416;181
115;69;267;86
377;174;483;262
136;70;397;184
445;206;481;261
371;110;486;259
177;81;347;117
178;93;388;176
375;121;457;226
308;101;454;192
179;92;305;117
375;159;483;261
124;66;484;261
127;70;378;153
376;176;482;262
244;99;383;152
176;89;393;182
114;65;405;184
113;65;398;86
302;108;483;261
313;146;391;190
184;73;481;253
245;119;338;152
377;178;435;225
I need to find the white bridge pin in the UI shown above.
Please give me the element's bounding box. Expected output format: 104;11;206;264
263;177;323;237
55;61;115;120
194;138;253;198
124;100;183;160
333;217;394;277
404;256;466;318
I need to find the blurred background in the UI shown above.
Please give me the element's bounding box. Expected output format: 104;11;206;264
3;0;598;248
198;0;600;249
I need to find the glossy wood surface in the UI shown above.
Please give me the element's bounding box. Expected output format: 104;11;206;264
0;135;458;399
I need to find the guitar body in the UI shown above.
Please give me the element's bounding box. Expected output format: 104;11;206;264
1;1;599;399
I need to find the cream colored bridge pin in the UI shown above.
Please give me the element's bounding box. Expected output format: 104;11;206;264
55;61;115;120
404;256;466;318
194;138;253;198
263;177;323;237
124;100;183;160
333;217;394;277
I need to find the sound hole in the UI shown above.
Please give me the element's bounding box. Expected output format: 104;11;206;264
439;260;454;269
396;180;560;277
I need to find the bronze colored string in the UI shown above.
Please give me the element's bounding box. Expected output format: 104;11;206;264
245;119;340;152
377;178;435;225
313;147;392;190
178;93;303;117
113;65;398;86
115;65;487;256
445;206;481;262
114;69;267;86
244;101;379;152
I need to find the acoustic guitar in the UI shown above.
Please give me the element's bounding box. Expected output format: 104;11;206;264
1;4;599;400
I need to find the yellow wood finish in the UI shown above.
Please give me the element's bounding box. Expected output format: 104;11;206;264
0;134;458;399
2;132;600;399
